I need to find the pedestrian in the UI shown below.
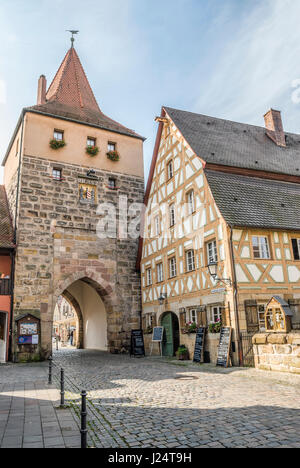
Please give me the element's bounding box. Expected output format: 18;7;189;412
70;330;74;346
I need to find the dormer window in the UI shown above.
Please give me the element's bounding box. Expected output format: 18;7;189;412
87;137;96;147
54;130;64;141
108;142;116;152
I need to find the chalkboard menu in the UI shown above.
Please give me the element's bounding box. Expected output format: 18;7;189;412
152;327;164;342
193;327;206;363
130;330;145;358
217;327;232;368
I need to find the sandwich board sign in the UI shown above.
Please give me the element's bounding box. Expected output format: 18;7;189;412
216;327;232;368
130;330;145;358
193;327;206;363
150;326;164;356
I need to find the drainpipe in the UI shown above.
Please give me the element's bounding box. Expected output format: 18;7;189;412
8;249;15;362
14;110;25;240
229;226;243;366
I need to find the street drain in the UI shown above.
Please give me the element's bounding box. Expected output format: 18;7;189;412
174;375;198;381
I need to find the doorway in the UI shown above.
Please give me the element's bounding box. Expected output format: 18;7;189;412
0;312;7;363
161;312;180;357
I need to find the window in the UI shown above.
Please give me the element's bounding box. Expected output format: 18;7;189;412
187;190;195;215
87;137;96;147
167;160;174;180
108;142;116;152
108;178;116;189
54;130;64;141
186;250;195;272
146;269;152;286
258;304;266;331
210;306;222;323
189;308;197;324
52;168;62;180
156;263;164;283
207;240;218;264
169;204;176;227
292;239;300;260
146;314;154;328
169;257;177;278
154;216;161;236
252;236;270;259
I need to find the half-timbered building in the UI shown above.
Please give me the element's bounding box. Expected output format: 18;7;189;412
139;107;300;365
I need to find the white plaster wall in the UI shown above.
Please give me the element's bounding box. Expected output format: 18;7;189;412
67;281;108;351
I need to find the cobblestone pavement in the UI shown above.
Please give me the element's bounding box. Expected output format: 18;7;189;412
51;349;300;448
0;363;81;448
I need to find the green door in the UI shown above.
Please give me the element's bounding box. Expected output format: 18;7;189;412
161;313;174;357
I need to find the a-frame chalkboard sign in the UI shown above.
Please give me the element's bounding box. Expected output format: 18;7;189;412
216;327;232;368
130;330;145;358
193;327;206;363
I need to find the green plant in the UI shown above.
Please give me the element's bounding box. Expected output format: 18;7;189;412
49;139;66;150
184;322;197;334
86;145;99;156
208;321;222;334
176;345;189;360
106;150;120;162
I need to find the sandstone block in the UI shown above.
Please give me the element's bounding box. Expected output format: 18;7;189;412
267;334;287;345
252;334;267;345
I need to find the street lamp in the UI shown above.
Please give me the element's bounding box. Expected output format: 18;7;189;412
207;261;232;286
158;293;167;305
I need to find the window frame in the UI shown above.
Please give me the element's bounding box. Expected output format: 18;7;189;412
252;236;271;260
87;137;96;147
156;263;164;283
292;238;300;261
169;256;177;279
186;249;195;272
146;268;152;287
52;168;62;181
188;308;197;324
167;160;174;180
187;190;195;215
169;203;176;228
154;215;161;237
53;129;64;141
108;141;116;152
209;305;222;324
206;239;218;264
108;177;117;190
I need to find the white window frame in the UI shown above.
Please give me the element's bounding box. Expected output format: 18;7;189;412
186;250;195;272
187;190;195;215
258;304;266;332
156;263;164;283
252;236;270;259
169;204;176;227
52;168;62;180
188;308;197;324
207;240;218;264
87;137;96;147
209;306;222;324
167;160;174;180
154;216;161;236
108;142;116;152
169;257;177;278
108;178;116;189
146;269;152;286
54;130;63;141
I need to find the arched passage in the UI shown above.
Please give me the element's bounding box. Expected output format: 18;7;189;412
160;312;180;357
53;274;111;352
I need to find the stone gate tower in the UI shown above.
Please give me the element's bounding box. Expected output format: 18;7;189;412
2;45;145;361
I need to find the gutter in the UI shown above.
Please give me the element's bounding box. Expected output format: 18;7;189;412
229;226;242;366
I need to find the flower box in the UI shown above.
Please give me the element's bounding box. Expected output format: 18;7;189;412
49;139;66;150
107;150;120;162
86;145;99;156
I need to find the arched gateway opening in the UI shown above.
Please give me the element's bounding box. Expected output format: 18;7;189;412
53;276;108;352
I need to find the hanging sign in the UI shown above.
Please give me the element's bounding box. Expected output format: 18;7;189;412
193;327;206;363
152;327;164;342
130;330;145;357
216;327;232;368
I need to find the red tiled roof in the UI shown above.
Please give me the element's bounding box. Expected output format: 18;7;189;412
0;186;15;248
28;47;144;140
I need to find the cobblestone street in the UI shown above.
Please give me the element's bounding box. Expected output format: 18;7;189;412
0;350;299;448
50;349;300;448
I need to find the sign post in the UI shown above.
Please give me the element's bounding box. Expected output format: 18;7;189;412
217;327;232;368
130;330;145;358
193;327;206;363
150;326;164;357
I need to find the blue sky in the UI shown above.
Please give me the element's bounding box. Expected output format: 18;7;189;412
0;0;300;183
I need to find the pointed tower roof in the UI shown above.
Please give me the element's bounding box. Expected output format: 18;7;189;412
27;47;144;140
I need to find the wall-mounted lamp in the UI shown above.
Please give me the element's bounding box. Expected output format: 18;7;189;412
158;293;167;305
87;169;96;177
207;262;232;286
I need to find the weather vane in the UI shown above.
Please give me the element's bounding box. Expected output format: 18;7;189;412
66;30;79;47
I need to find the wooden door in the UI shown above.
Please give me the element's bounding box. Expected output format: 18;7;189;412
161;313;174;357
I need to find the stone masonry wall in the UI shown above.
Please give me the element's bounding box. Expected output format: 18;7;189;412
253;332;300;374
11;154;144;361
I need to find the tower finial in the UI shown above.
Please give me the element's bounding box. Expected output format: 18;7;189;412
66;30;79;48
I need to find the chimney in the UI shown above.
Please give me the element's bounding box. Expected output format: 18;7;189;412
37;75;47;105
264;109;286;147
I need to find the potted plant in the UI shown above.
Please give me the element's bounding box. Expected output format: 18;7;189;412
208;320;222;334
176;345;189;361
86;145;99;156
107;150;120;162
49;139;66;150
184;322;197;334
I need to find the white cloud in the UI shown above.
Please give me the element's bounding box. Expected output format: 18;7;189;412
194;0;300;131
0;80;6;104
